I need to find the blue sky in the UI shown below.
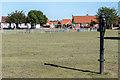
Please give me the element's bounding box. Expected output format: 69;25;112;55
1;2;118;21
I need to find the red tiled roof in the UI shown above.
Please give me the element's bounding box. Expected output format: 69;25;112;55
1;16;7;23
72;16;97;24
47;18;51;24
52;21;59;25
60;19;72;25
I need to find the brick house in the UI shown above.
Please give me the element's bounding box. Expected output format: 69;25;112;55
60;19;72;28
72;14;99;28
51;19;72;28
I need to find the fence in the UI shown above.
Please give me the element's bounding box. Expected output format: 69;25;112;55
0;28;98;33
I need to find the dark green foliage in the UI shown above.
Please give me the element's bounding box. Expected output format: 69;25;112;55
5;10;26;29
90;20;97;27
5;15;13;24
28;10;47;26
96;7;118;29
72;19;74;24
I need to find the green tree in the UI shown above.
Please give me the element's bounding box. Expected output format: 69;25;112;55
96;7;118;29
5;15;13;26
28;10;47;26
5;10;26;29
90;20;97;27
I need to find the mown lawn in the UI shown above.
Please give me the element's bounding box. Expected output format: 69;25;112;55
2;30;118;78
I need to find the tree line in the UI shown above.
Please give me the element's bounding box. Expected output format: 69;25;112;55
5;10;47;29
5;7;119;29
89;7;118;29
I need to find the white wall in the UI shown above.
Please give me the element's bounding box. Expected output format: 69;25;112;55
18;23;27;28
18;23;31;28
36;24;41;29
1;23;9;28
11;23;16;28
1;23;31;28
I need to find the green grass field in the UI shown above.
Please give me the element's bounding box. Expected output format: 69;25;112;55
2;30;118;78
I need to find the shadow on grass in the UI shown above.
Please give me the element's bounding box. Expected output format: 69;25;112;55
44;63;99;74
98;37;120;40
104;37;120;40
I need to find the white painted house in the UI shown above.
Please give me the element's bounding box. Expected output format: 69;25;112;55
35;24;41;29
0;16;51;29
0;16;31;29
0;16;10;28
18;23;31;28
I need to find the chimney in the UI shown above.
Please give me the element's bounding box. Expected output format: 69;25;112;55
86;14;88;17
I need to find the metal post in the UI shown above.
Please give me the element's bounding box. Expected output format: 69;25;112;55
98;13;106;74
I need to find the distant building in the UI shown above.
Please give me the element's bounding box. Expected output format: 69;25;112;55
60;19;72;28
72;14;99;28
43;18;52;28
46;18;51;26
0;16;31;29
51;19;72;28
0;16;51;29
0;16;10;28
50;20;59;28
